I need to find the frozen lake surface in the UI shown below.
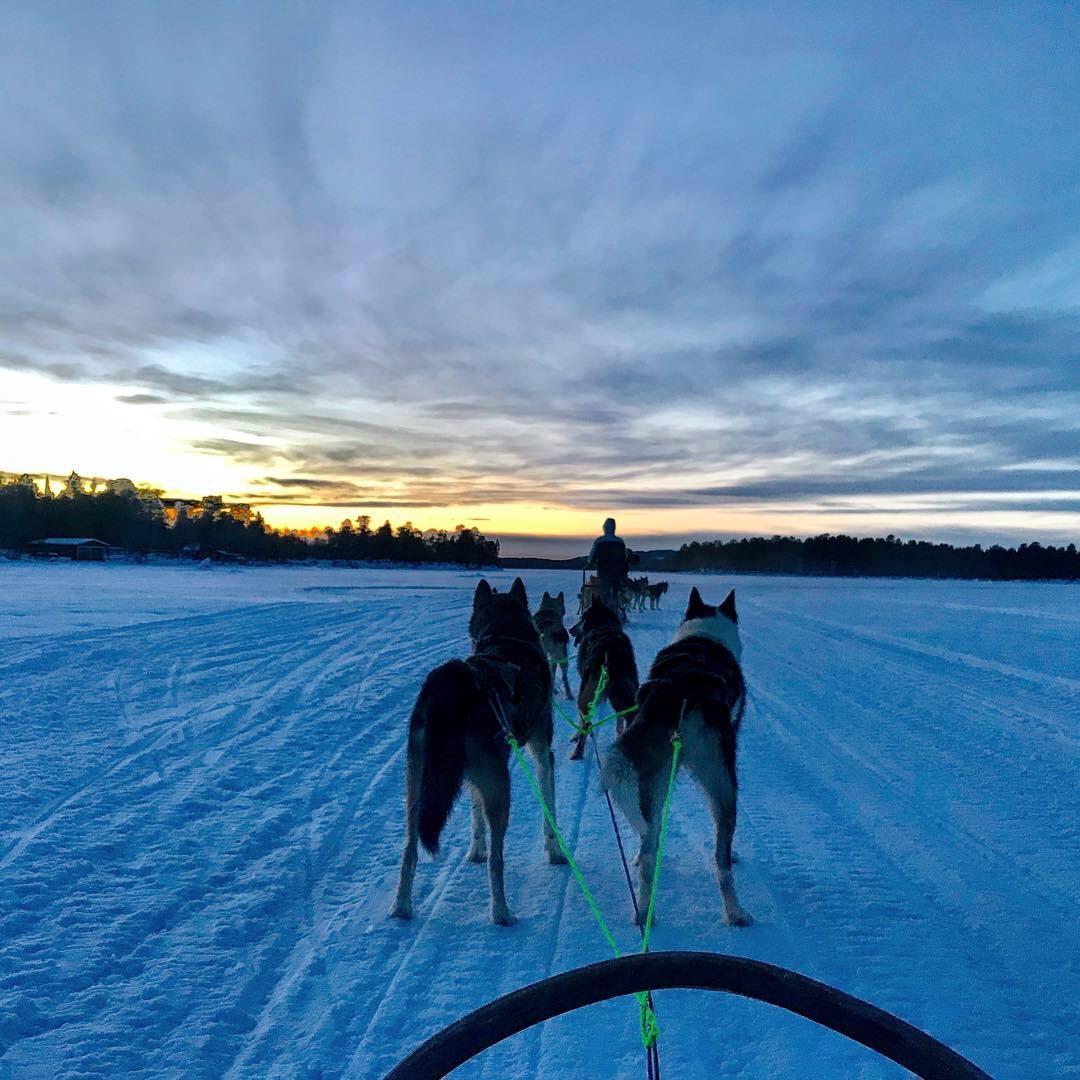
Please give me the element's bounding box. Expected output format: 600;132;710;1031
1;561;1078;1077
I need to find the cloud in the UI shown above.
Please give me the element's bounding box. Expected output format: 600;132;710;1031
1;2;1078;539
115;393;169;405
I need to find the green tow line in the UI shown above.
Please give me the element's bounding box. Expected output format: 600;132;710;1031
505;666;682;1051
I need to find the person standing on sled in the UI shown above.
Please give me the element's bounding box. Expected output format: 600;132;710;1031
588;517;630;622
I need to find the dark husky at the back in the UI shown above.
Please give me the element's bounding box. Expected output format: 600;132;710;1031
603;587;751;926
568;597;638;760
534;590;573;699
390;578;566;926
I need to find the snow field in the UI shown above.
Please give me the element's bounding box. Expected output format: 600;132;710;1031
1;563;1077;1078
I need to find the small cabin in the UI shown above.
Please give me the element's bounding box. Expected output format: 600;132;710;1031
29;538;110;561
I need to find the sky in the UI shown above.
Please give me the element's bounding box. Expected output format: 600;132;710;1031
1;2;1079;557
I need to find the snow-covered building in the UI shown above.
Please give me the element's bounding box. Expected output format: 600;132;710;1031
28;537;109;561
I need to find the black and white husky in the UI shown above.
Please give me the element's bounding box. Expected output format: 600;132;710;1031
389;578;565;926
603;587;752;927
534;590;574;699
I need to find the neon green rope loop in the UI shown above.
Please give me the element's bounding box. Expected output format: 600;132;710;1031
638;992;661;1048
553;664;638;736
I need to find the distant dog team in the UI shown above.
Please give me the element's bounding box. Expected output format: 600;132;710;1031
391;576;750;928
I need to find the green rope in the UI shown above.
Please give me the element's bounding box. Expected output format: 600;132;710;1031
504;671;682;1054
506;737;624;960
553;700;634;736
553;663;638;737
509;733;665;1051
640;732;682;956
636;731;682;1048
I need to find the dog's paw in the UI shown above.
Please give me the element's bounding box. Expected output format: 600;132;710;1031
466;848;487;863
547;848;568;865
725;907;753;927
568;742;585;761
388;902;413;921
492;908;518;927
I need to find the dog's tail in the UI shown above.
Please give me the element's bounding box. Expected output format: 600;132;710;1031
411;659;477;855
601;743;647;834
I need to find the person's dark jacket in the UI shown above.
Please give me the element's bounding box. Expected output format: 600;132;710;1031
589;535;629;581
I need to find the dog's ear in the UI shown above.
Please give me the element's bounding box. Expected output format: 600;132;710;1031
473;579;493;609
542;591;551;603
720;589;738;623
557;591;564;603
509;577;528;607
685;586;708;619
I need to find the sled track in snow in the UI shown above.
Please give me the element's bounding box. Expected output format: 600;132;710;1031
1;566;1077;1078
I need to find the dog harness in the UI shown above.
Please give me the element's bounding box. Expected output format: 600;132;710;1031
637;636;746;730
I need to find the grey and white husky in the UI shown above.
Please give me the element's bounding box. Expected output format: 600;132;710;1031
533;590;574;698
389;578;566;926
603;587;752;927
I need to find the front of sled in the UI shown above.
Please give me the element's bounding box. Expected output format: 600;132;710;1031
383;951;991;1079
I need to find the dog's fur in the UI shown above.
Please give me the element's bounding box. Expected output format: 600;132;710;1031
567;597;639;760
603;587;751;927
645;581;669;609
534;591;573;699
390;577;566;926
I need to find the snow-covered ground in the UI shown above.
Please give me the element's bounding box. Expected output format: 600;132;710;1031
1;561;1077;1078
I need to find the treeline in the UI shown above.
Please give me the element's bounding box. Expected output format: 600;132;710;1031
672;534;1080;581
0;479;499;565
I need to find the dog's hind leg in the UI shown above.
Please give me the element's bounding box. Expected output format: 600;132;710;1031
559;660;573;699
477;768;516;925
705;784;752;927
530;741;568;864
633;770;669;927
466;785;487;863
635;813;661;927
683;734;752;926
389;752;422;919
570;673;598;760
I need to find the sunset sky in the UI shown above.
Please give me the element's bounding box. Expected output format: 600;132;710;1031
2;3;1078;556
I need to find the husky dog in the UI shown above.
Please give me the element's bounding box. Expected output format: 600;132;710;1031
645;581;669;609
567;597;639;760
390;578;565;926
622;576;650;612
534;591;573;698
603;587;751;927
578;578;599;615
